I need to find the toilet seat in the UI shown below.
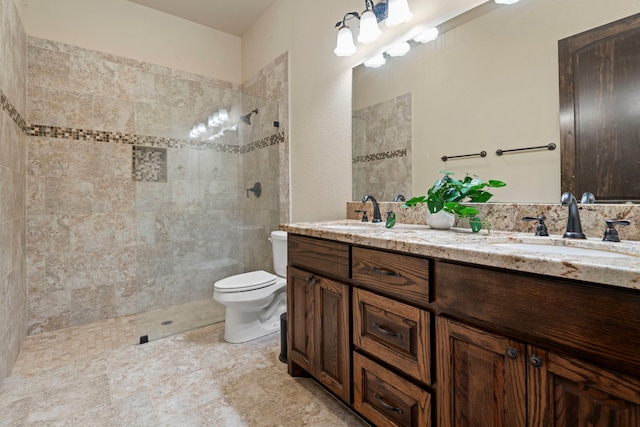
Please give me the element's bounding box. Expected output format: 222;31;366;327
214;270;278;293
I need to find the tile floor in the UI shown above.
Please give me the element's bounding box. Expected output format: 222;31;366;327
0;317;370;426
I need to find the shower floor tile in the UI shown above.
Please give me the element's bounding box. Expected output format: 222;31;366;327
135;299;226;342
1;319;370;426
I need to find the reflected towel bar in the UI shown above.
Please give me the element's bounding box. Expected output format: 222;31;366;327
441;151;487;162
496;143;556;156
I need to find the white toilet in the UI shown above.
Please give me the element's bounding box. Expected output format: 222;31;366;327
213;230;287;343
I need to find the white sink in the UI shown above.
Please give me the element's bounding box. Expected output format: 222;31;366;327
493;242;636;259
321;224;383;231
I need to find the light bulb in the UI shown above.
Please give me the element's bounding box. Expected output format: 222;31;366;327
413;27;439;43
386;0;413;27
334;26;357;57
364;53;386;68
495;0;519;3
357;10;382;44
197;123;206;135
386;41;411;57
207;115;216;127
218;108;229;123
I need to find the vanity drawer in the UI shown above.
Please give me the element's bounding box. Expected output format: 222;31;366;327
288;234;349;280
354;288;431;384
352;247;430;307
353;352;432;427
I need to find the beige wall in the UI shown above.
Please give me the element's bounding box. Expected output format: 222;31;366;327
242;0;487;222
20;0;242;83
354;0;640;203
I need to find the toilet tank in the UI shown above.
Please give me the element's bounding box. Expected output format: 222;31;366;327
270;231;288;277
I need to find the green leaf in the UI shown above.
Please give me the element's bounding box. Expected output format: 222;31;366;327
488;180;507;187
427;195;444;213
467;190;494;203
385;212;396;228
469;216;483;233
400;196;427;208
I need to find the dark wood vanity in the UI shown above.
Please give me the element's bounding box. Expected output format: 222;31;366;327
286;232;640;427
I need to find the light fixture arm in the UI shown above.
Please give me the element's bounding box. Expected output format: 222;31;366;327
335;11;360;28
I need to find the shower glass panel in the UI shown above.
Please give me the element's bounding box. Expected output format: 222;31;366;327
134;85;281;343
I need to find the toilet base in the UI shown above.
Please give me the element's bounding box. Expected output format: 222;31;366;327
223;303;286;343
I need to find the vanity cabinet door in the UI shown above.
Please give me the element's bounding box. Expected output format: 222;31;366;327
436;317;527;427
528;347;640;427
287;266;316;375
315;274;351;402
287;265;351;403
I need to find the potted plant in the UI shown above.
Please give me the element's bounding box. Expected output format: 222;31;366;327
401;171;506;232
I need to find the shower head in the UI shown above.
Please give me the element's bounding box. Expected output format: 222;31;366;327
240;108;259;125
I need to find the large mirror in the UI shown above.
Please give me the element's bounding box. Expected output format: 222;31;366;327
352;0;640;202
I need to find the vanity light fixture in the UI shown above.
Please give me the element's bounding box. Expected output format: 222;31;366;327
364;53;386;68
358;2;383;44
386;0;413;27
495;0;520;4
386;41;411;57
334;0;413;57
334;20;358;56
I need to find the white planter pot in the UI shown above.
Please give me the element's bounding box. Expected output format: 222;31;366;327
426;210;455;230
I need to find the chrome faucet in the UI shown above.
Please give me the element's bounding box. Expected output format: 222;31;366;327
393;194;406;202
561;192;586;239
362;195;382;223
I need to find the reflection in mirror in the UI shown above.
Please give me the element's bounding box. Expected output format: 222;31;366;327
352;0;640;203
352;90;411;201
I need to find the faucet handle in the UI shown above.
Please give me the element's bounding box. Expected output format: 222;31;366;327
523;216;549;236
355;209;368;222
603;219;630;242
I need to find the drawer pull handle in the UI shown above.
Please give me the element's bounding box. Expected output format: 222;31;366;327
374;393;403;414
372;267;401;277
373;323;402;339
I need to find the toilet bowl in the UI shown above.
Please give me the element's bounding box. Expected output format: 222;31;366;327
213;231;287;343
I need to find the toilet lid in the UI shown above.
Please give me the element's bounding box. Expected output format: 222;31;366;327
214;270;278;293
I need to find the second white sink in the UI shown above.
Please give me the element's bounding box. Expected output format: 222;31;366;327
493;242;636;259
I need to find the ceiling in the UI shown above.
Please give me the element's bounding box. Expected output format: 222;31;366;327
127;0;278;37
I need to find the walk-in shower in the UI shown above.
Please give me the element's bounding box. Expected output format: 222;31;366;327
134;97;280;343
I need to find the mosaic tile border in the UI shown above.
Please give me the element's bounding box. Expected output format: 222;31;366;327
1;90;28;132
2;88;284;154
27;124;284;154
353;148;407;164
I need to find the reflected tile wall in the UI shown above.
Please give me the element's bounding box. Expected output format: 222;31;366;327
0;0;27;386
352;93;412;202
25;38;289;336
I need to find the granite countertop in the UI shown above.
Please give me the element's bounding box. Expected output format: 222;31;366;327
281;220;640;291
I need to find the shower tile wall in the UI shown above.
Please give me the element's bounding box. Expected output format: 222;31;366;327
240;52;289;272
0;0;27;386
24;37;289;335
352;93;412;202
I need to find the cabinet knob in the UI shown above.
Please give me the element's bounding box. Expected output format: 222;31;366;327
529;354;543;368
305;276;316;284
505;347;519;360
